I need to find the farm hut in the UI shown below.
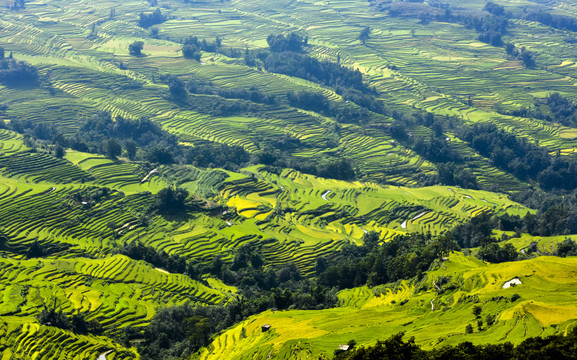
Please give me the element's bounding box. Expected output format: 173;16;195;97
262;324;271;332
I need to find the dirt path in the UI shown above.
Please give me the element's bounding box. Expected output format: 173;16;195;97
141;168;158;182
98;350;112;360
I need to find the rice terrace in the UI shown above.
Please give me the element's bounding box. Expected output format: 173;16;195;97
1;0;577;358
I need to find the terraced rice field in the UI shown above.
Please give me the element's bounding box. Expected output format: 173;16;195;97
198;253;577;360
6;0;576;187
0;134;531;274
0;255;232;359
4;0;577;357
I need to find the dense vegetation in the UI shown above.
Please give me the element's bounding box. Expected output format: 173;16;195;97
136;243;340;359
317;232;457;288
4;0;577;358
334;329;577;360
0;53;39;87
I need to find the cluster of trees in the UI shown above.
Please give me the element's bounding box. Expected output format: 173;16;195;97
334;328;577;360
537;93;577;127
358;26;371;43
412;136;462;163
526;11;577;32
138;8;166;28
387;113;480;189
207;245;339;310
129;41;144;56
118;241;193;275
154;186;190;214
11;0;25;10
436;162;479;189
477;242;518;263
263;51;369;93
244;33;372;94
76;112;178;160
37;307;102;336
186;78;276;104
259;152;357;181
508;189;577;236
25;240;69;259
0;53;39;87
287;90;370;124
184;143;250;169
464;10;508;47
316;232;458;289
385;2;509;47
458;123;577;190
9;105;356;181
68;186;114;205
266;33;307;52
447;212;496;249
505;43;536;68
136;243;339;359
182;36;221;61
556;238;577;257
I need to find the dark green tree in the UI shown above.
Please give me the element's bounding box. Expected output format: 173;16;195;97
104;138;122;158
54;144;65;158
155;187;189;214
125;140;137;160
129;41;144;56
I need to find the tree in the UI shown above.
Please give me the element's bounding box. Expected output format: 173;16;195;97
473;305;482;319
129;41;144;56
54;144;65;158
167;76;187;99
155;187;189;214
0;231;8;250
123;140;137;160
185;316;211;348
104;138;122;158
26;240;45;258
359;26;370;42
182;44;201;61
465;324;474;334
146;145;174;164
431;235;459;259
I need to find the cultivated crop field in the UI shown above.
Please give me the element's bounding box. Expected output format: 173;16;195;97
199;253;577;360
2;0;577;358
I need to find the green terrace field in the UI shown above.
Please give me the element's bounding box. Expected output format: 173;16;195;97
198;253;577;360
6;0;577;187
0;131;531;275
0;153;531;274
0;130;164;194
0;255;233;359
4;0;577;358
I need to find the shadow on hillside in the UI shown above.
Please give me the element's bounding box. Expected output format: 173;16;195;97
158;211;194;222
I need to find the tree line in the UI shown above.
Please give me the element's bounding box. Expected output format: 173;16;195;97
0;50;39;87
458;123;577;190
334;328;577;360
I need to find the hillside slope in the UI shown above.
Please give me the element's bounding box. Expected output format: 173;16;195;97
198;254;577;360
